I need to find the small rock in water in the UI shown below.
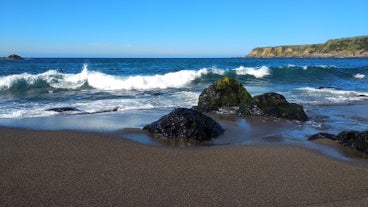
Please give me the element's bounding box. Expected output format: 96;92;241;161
195;77;252;112
46;107;80;113
308;133;337;141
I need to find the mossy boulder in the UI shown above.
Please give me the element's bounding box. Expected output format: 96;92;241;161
239;92;308;121
195;77;251;112
143;108;224;142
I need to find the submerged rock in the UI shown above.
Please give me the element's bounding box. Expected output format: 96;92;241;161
195;77;251;112
239;92;308;121
46;107;80;113
307;132;337;141
143;108;224;142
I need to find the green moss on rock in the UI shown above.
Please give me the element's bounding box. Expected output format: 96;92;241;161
196;77;251;112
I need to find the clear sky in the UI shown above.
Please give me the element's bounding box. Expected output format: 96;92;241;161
1;0;367;57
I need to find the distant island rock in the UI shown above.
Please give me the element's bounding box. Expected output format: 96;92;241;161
246;36;368;58
0;54;24;60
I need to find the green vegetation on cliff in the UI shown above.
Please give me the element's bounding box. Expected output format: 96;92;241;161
247;36;368;58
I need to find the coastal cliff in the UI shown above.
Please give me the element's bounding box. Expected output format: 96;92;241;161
247;36;368;58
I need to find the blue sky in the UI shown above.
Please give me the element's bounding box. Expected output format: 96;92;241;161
1;0;367;57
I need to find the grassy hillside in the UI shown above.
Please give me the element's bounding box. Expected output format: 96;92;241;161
247;36;368;58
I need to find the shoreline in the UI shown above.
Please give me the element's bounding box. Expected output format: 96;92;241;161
1;108;367;162
1;127;368;206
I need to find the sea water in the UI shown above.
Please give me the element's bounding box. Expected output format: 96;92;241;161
1;58;368;151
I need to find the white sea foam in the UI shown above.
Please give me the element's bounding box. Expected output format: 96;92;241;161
234;66;270;78
209;66;226;75
296;87;368;104
353;73;366;79
0;90;200;119
317;65;336;69
284;64;336;70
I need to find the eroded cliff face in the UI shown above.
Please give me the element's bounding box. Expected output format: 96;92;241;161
247;36;368;58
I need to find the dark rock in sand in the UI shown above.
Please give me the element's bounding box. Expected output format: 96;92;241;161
195;77;251;112
239;92;308;121
143;108;224;142
337;131;368;153
309;130;368;154
308;133;337;141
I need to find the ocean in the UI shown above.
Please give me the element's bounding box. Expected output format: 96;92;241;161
1;58;368;152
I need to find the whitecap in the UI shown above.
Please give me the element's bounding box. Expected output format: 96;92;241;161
353;73;366;79
0;64;212;91
0;70;61;90
86;67;208;90
317;65;336;69
208;66;226;75
234;66;270;78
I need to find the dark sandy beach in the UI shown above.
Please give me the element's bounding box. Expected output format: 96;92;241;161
1;127;368;206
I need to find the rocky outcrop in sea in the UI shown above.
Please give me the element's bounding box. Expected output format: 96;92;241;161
194;77;308;121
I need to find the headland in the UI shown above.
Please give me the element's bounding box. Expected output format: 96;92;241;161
247;36;368;58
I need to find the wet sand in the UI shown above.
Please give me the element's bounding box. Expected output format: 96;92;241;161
1;127;368;206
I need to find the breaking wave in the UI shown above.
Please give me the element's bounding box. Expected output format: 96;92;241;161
0;64;272;92
234;66;270;78
1;63;366;94
354;73;366;79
